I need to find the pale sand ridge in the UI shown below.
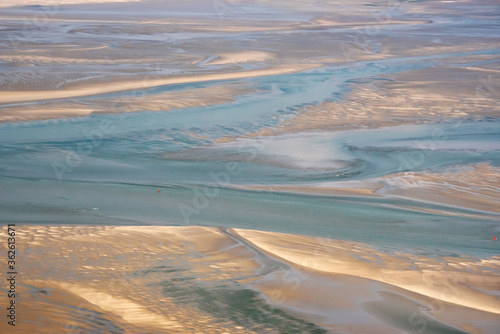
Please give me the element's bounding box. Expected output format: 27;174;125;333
1;225;498;334
233;228;500;315
0;64;316;105
205;51;275;65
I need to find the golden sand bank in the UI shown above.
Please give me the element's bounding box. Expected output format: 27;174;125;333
1;225;498;333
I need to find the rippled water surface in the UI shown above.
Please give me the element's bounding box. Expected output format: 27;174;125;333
1;62;499;258
1;1;499;332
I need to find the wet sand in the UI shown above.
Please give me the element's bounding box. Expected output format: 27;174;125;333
217;64;500;142
234;163;500;216
1;225;498;333
1;0;499;333
0;64;317;105
0;84;258;122
2;0;499;123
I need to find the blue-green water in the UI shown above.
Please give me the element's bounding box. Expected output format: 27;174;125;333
1;56;499;259
2;2;500;333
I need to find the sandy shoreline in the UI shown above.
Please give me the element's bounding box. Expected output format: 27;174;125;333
0;64;316;105
232;163;500;216
1;0;498;126
0;84;258;123
1;225;498;333
216;64;500;143
1;0;499;332
232;228;500;315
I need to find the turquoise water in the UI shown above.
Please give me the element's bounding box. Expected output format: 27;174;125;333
1;54;499;258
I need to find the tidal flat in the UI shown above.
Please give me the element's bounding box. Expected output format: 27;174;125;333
0;0;499;333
